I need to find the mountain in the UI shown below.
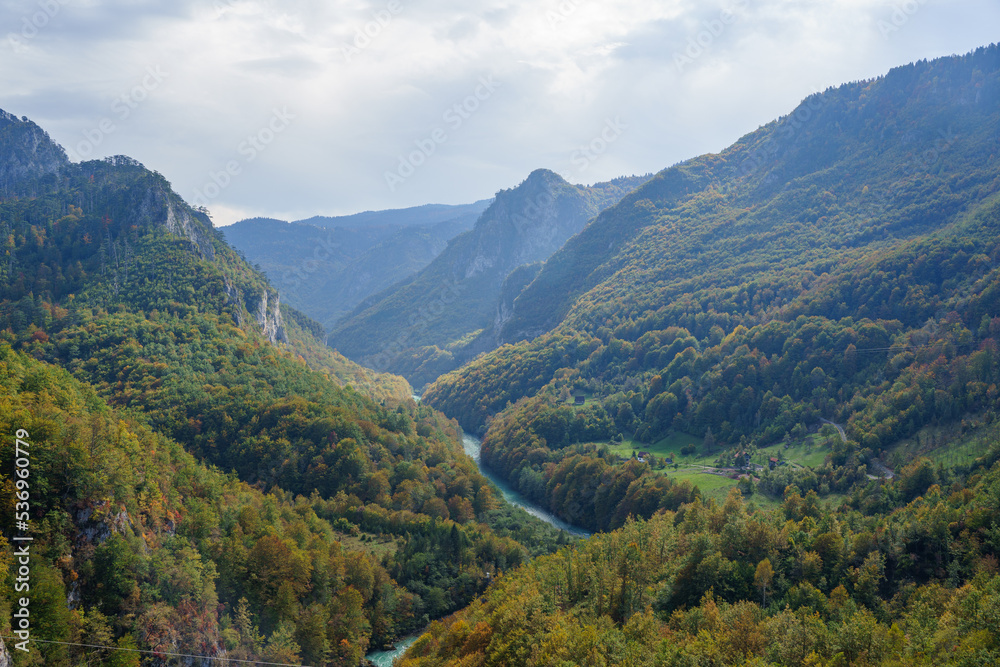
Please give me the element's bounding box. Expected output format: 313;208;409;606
223;207;483;330
423;45;1000;527
0;110;568;664
299;200;491;230
398;44;1000;667
328;169;652;388
0;345;413;666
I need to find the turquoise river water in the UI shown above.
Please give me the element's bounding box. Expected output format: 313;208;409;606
365;431;589;665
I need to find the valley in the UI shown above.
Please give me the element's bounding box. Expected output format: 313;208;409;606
1;40;1000;667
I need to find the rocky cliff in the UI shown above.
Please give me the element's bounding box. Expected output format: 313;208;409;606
0;109;69;194
328;169;650;386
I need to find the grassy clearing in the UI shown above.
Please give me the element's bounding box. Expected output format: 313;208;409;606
604;437;654;459
756;434;836;469
605;432;717;465
658;468;785;511
605;429;836;471
594;426;856;512
884;417;999;470
662;468;737;500
562;395;602;409
334;531;401;559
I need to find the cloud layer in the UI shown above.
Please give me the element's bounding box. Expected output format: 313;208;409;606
2;0;997;224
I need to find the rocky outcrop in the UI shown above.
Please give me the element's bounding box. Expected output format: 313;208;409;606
249;288;288;345
223;280;287;344
0;635;13;667
164;200;216;261
74;504;136;545
0;109;68;194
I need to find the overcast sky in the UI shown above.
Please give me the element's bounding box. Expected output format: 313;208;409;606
2;0;997;225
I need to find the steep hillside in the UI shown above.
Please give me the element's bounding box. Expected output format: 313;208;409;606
0;347;418;665
423;46;1000;529
400;452;1000;666
0;112;410;403
329;169;650;387
0;111;569;664
224;211;480;330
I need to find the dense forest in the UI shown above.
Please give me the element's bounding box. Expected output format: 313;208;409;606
399;451;1000;666
0;112;570;665
394;44;1000;667
423;45;1000;531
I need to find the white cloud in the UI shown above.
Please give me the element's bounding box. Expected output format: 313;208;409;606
1;0;997;224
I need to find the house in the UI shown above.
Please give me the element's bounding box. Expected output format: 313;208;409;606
769;457;779;470
663;457;673;465
574;395;585;405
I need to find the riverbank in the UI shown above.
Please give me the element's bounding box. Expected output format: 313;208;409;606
461;433;591;537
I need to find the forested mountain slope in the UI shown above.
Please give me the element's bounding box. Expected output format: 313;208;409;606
0;111;567;664
329;169;651;388
401;456;1000;666
423;46;1000;530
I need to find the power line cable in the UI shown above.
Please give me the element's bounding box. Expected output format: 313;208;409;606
0;637;311;667
854;340;977;354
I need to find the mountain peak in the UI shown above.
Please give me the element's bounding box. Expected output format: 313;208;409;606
524;167;565;183
0;107;69;194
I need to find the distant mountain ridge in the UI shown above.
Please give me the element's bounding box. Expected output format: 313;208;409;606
299;199;491;229
328;169;652;387
223;203;486;330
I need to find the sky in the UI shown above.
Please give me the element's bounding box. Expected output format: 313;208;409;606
2;0;998;226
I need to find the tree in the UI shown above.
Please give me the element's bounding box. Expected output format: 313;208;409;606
755;558;774;607
234;597;263;653
703;427;716;455
262;622;301;665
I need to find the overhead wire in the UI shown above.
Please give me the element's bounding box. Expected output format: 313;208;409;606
0;636;311;666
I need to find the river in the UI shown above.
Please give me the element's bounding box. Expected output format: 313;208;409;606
366;636;419;667
460;434;590;537
365;406;589;665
